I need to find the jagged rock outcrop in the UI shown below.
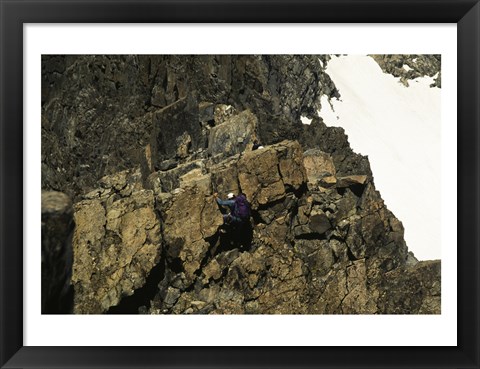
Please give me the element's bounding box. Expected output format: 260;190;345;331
207;109;258;157
72;168;162;313
42;55;441;314
41;55;337;201
70;130;439;314
370;54;441;88
377;260;441;314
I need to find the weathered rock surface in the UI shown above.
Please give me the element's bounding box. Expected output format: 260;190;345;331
377;260;441;314
303;148;336;185
72;168;162;314
41;55;441;315
208;109;258;157
370;54;441;88
238;140;306;206
41;55;337;201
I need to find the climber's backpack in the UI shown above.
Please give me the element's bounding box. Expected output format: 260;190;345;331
233;194;251;220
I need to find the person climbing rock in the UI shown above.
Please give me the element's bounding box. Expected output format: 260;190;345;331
214;192;251;232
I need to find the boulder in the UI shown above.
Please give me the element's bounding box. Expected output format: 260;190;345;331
237;140;307;207
71;169;162;314
308;208;332;235
303;149;336;185
336;175;368;188
370;54;441;88
207;109;258;157
294;239;335;277
319;176;337;188
160;177;222;284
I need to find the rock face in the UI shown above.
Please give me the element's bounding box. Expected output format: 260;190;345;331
370;54;441;88
41;55;441;314
208;109;258;157
41;55;337;201
377;260;441;314
72;168;162;314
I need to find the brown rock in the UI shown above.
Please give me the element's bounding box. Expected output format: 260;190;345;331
319;176;337;188
72;171;162;314
303;149;336;185
209;156;241;196
277;141;307;190
238;140;306;207
377;260;441;314
342;259;378;314
161;178;222;284
336;175;368;188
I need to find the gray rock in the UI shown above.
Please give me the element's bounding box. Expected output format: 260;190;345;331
163;287;181;308
370;54;441;88
159;159;178;171
207;110;258;157
199;102;215;124
151;95;202;165
309;208;331;235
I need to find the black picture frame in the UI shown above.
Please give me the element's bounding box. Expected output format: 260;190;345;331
1;1;479;368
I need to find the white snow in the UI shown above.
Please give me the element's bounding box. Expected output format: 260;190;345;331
319;55;441;261
403;64;413;71
300;115;313;125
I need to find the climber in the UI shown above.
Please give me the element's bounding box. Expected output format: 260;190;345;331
214;192;251;230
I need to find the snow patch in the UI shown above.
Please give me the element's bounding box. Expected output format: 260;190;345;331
300;116;313;125
319;95;339;122
403;64;413;71
319;55;441;261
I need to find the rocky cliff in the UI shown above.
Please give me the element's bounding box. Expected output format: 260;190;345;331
41;55;440;314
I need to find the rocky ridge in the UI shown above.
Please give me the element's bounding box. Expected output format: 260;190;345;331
41;55;441;314
370;54;441;88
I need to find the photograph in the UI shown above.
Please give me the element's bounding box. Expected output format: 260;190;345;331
1;1;479;365
41;54;441;315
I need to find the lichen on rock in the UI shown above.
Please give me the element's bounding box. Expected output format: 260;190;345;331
72;168;162;314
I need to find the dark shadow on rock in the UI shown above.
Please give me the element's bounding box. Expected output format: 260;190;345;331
210;220;254;256
106;260;165;314
42;191;75;314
